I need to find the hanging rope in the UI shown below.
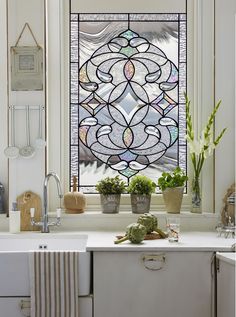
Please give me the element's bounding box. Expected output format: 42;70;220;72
14;22;40;47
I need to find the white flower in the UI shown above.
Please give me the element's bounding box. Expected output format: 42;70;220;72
203;141;215;159
186;137;201;155
186;128;212;155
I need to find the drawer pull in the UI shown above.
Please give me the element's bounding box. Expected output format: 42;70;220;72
142;253;166;270
19;299;30;317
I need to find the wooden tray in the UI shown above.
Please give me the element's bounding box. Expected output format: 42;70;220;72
116;232;165;240
17;191;41;231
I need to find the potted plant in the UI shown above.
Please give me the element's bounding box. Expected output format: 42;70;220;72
158;167;188;214
96;176;126;213
127;175;156;214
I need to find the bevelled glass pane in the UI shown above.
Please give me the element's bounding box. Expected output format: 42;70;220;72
80;14;128;21
179;62;186;103
130;14;179;21
71;22;78;62
179;103;186;145
70;13;187;192
71;14;78;21
71;104;78;145
71;146;78;185
70;63;78;103
180;21;186;62
179;146;187;178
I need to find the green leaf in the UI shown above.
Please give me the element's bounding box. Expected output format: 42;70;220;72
127;175;156;195
158;167;188;191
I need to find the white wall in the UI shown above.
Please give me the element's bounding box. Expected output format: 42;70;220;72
0;0;9;210
215;0;236;213
0;0;46;212
46;0;65;211
0;0;235;215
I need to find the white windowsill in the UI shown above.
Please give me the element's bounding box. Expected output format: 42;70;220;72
0;212;218;233
51;211;218;232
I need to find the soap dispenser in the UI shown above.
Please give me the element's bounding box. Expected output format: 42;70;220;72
9;202;21;233
64;176;86;213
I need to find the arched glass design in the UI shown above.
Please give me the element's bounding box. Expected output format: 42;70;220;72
70;14;186;193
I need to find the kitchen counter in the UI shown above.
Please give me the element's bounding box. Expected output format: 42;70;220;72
86;231;236;251
0;230;234;252
216;252;236;265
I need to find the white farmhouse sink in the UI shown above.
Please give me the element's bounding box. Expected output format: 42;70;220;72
0;233;88;251
0;234;90;296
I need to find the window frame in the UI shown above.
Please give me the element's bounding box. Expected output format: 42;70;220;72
46;0;215;213
69;12;187;195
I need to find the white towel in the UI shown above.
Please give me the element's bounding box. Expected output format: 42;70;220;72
29;251;79;317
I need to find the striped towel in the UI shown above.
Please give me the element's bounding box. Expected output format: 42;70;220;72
29;251;78;317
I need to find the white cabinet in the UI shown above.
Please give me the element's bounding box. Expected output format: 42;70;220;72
0;251;92;316
94;251;213;317
0;298;30;317
0;252;91;296
217;252;235;317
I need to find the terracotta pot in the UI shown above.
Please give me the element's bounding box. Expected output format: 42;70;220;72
100;194;121;213
162;187;184;214
130;194;151;214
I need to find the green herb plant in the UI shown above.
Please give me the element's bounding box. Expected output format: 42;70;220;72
158;167;188;192
127;175;156;195
96;176;126;195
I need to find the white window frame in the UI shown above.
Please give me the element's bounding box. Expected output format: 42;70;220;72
46;0;215;213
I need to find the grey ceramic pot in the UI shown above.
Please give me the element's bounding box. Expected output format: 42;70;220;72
130;194;151;214
100;194;121;213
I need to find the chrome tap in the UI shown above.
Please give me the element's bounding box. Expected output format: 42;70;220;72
31;172;63;233
216;215;236;239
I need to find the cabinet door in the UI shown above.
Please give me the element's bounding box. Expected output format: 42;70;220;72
0;298;30;317
217;259;235;317
0;252;91;296
0;297;92;317
94;251;213;317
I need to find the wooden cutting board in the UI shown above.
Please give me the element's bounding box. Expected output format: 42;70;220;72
16;191;41;231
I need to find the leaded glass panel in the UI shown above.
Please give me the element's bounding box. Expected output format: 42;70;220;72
70;13;187;193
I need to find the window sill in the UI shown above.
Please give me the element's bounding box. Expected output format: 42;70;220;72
56;210;218;232
0;212;218;232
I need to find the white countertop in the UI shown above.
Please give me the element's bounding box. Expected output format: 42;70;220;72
0;231;234;252
86;231;236;251
216;252;236;265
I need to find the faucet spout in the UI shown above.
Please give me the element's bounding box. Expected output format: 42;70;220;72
42;172;63;233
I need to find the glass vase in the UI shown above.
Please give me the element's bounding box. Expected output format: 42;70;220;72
191;175;202;213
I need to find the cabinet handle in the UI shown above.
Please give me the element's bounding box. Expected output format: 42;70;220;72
19;299;31;317
142;253;166;270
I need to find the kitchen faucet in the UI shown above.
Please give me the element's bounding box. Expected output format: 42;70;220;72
31;172;63;233
216;191;235;239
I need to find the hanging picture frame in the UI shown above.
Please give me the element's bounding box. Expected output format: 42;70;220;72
10;23;43;91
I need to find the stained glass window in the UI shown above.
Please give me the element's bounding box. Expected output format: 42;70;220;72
70;13;187;193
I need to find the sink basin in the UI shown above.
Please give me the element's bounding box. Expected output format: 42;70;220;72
0;234;90;296
0;233;88;251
